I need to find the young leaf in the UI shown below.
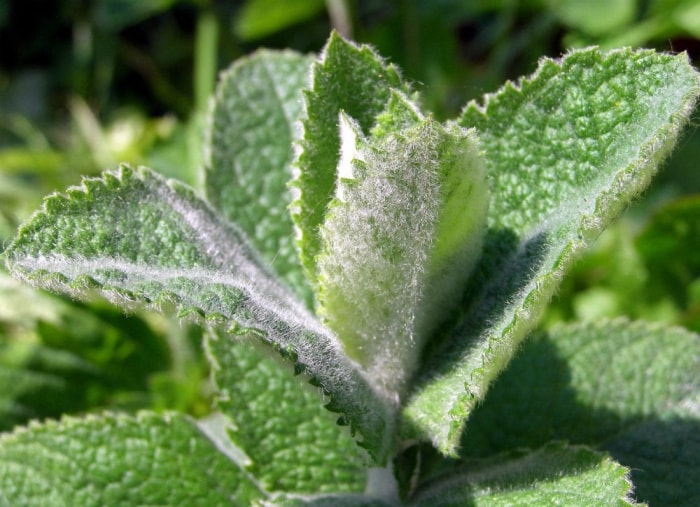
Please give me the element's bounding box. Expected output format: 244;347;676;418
316;96;488;402
410;443;638;506
401;47;700;454
204;50;314;303
206;330;369;494
0;411;263;505
463;319;700;506
3;165;395;462
291;32;410;289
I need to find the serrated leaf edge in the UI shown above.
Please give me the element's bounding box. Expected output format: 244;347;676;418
405;47;700;455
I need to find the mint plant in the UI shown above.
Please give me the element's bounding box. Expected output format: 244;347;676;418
2;32;700;505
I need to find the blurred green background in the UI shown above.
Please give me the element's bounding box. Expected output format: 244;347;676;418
1;0;699;428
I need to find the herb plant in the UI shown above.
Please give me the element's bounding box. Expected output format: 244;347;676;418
2;32;700;506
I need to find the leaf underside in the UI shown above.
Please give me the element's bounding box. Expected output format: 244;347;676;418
3;165;394;463
401;46;700;455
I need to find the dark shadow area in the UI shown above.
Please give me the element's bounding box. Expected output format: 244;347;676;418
0;297;175;431
450;335;700;506
418;227;540;366
409;441;618;506
404;228;551;432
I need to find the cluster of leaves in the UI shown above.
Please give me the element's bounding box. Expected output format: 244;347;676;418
0;0;223;415
2;31;700;506
3;0;700;238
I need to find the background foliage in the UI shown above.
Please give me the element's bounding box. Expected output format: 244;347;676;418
1;0;699;432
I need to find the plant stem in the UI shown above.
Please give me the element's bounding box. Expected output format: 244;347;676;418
325;0;353;38
194;8;219;113
365;464;399;504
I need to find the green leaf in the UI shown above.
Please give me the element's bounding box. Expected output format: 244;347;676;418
0;272;175;428
3;165;394;462
463;319;700;506
316;96;488;401
0;362;68;429
204;49;314;304
234;0;326;41
95;0;185;30
552;0;636;36
267;494;392;506
291;32;410;290
206;330;368;494
636;196;700;304
0;411;263;505
672;1;700;39
401;47;700;454
409;443;638;506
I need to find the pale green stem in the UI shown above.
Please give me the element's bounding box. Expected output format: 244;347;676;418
365;464;399;504
194;9;219;113
325;0;353;38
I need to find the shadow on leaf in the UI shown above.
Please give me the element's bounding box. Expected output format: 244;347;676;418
458;333;700;507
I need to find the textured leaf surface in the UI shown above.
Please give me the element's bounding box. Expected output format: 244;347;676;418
410;443;637;506
3;165;394;462
291;32;410;288
206;330;368;494
402;47;700;454
0;411;262;506
267;494;391;507
316;100;487;402
463;319;700;506
205;50;313;303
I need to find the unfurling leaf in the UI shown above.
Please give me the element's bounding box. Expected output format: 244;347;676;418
316;92;488;403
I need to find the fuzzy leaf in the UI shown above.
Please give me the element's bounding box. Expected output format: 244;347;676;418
206;330;369;493
291;32;410;289
204;49;313;303
410;443;638;506
402;47;700;454
3;165;394;462
0;411;263;505
316;96;487;402
463;319;700;506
